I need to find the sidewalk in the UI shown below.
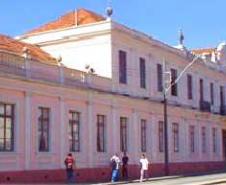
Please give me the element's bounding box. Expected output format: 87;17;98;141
96;172;226;185
96;175;186;185
1;172;226;185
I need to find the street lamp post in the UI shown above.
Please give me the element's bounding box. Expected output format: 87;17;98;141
163;88;169;175
163;55;200;176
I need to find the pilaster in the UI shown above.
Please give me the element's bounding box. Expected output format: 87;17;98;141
24;91;32;170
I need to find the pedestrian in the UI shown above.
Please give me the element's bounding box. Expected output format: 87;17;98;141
64;153;75;184
121;152;129;180
139;154;149;182
110;153;121;182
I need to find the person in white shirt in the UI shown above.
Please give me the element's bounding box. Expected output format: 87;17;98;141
110;153;121;182
139;154;149;182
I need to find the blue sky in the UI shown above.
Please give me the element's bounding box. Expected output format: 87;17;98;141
0;0;225;49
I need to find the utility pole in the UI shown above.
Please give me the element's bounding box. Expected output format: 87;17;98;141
163;89;169;175
162;55;200;176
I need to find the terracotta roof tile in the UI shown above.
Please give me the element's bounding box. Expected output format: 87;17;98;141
192;48;217;55
26;8;105;34
0;34;57;65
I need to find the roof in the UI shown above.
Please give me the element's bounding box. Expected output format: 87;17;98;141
26;8;106;35
0;34;57;65
192;48;217;55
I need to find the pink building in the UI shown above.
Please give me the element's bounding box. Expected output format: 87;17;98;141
1;8;226;183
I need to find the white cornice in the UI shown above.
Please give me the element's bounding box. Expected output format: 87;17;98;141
111;21;187;59
16;19;111;39
35;30;111;47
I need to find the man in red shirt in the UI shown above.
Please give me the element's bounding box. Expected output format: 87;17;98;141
64;153;75;183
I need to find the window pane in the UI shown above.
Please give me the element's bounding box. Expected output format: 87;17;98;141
220;86;224;106
38;107;50;152
69;140;73;151
202;127;206;153
189;126;195;153
5;105;12;116
141;119;146;152
0;104;4;115
73;123;79;132
6;118;12;128
39;134;47;151
159;121;164;152
43;122;49;131
210;83;214;105
75;141;79;152
120;117;127;152
200;79;204;102
73;112;79;122
5;128;11;139
0;118;4;139
68;111;80;152
0;139;4;150
171;69;178;96
173;123;179;152
97;115;105;152
140;58;146;89
157;64;163;92
187;74;193;100
119;50;127;84
0;103;14;152
5;139;12;151
213;128;217;153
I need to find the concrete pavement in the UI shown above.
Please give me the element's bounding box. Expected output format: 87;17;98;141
99;172;226;185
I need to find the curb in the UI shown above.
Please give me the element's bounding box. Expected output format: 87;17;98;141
96;175;182;184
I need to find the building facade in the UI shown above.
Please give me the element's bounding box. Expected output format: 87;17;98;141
1;8;226;183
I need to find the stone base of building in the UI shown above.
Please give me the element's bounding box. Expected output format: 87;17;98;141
0;162;225;183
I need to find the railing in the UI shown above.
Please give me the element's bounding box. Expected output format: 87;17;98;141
200;101;211;112
0;52;26;76
220;105;226;116
0;51;112;91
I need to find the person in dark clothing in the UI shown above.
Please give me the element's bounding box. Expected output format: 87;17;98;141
121;152;129;180
64;153;75;184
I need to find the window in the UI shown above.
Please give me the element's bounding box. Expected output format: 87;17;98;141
120;117;127;152
171;69;178;96
141;119;147;152
158;121;164;152
97;115;106;152
189;125;195;153
187;74;193;100
68;111;80;152
212;128;217;153
200;79;204;102
140;58;146;89
220;86;225;107
157;64;163;92
201;127;206;153
210;83;214;105
172;123;179;152
0;103;14;152
119;50;127;84
38;107;50;152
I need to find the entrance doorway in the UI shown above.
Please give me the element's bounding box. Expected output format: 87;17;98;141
222;130;226;160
